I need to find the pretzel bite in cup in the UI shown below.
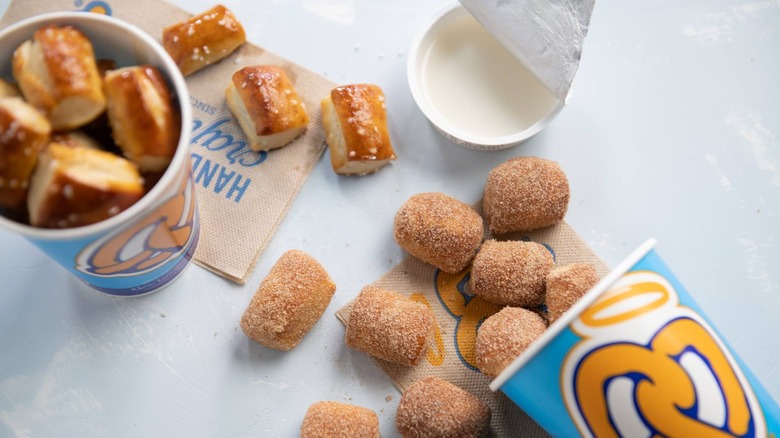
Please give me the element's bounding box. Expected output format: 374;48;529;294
13;24;106;131
27;143;144;229
0;97;52;212
103;65;181;172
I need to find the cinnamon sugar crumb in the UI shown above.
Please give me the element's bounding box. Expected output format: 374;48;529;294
301;401;379;438
470;240;553;307
393;192;483;274
483;156;570;234
545;263;598;323
396;377;491;437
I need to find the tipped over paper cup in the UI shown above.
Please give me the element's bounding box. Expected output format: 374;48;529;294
491;239;780;436
0;12;198;296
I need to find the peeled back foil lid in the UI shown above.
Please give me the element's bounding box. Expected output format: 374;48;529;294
458;0;596;102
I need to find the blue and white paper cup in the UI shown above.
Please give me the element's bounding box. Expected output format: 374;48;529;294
0;12;198;296
491;239;780;437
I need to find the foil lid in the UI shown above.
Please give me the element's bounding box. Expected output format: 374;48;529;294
458;0;595;102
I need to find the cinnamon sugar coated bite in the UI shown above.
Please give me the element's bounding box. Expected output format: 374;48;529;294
300;401;380;438
162;4;246;76
545;263;599;323
483;156;570;234
469;240;554;307
240;250;336;351
345;286;434;366
393;192;483;274
396;377;491;438
475;307;546;379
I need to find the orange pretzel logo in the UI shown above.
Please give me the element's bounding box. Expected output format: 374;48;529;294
76;172;196;277
565;272;765;437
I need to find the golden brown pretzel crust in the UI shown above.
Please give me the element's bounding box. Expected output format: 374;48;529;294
162;4;246;76
27;143;144;228
230;65;309;136
104;65;181;172
13;25;105;131
330;84;394;162
396;377;492;438
0;97;52;211
240;250;336;351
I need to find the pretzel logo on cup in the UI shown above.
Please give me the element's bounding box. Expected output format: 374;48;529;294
74;1;113;15
75;173;197;278
562;271;766;437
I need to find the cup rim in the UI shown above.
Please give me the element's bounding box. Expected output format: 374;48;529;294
489;238;658;391
0;11;192;241
406;3;564;150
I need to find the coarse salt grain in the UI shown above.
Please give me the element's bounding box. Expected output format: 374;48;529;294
470;240;553;307
62;183;74;200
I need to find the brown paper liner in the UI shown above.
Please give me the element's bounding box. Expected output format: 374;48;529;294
0;0;338;283
336;220;610;437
